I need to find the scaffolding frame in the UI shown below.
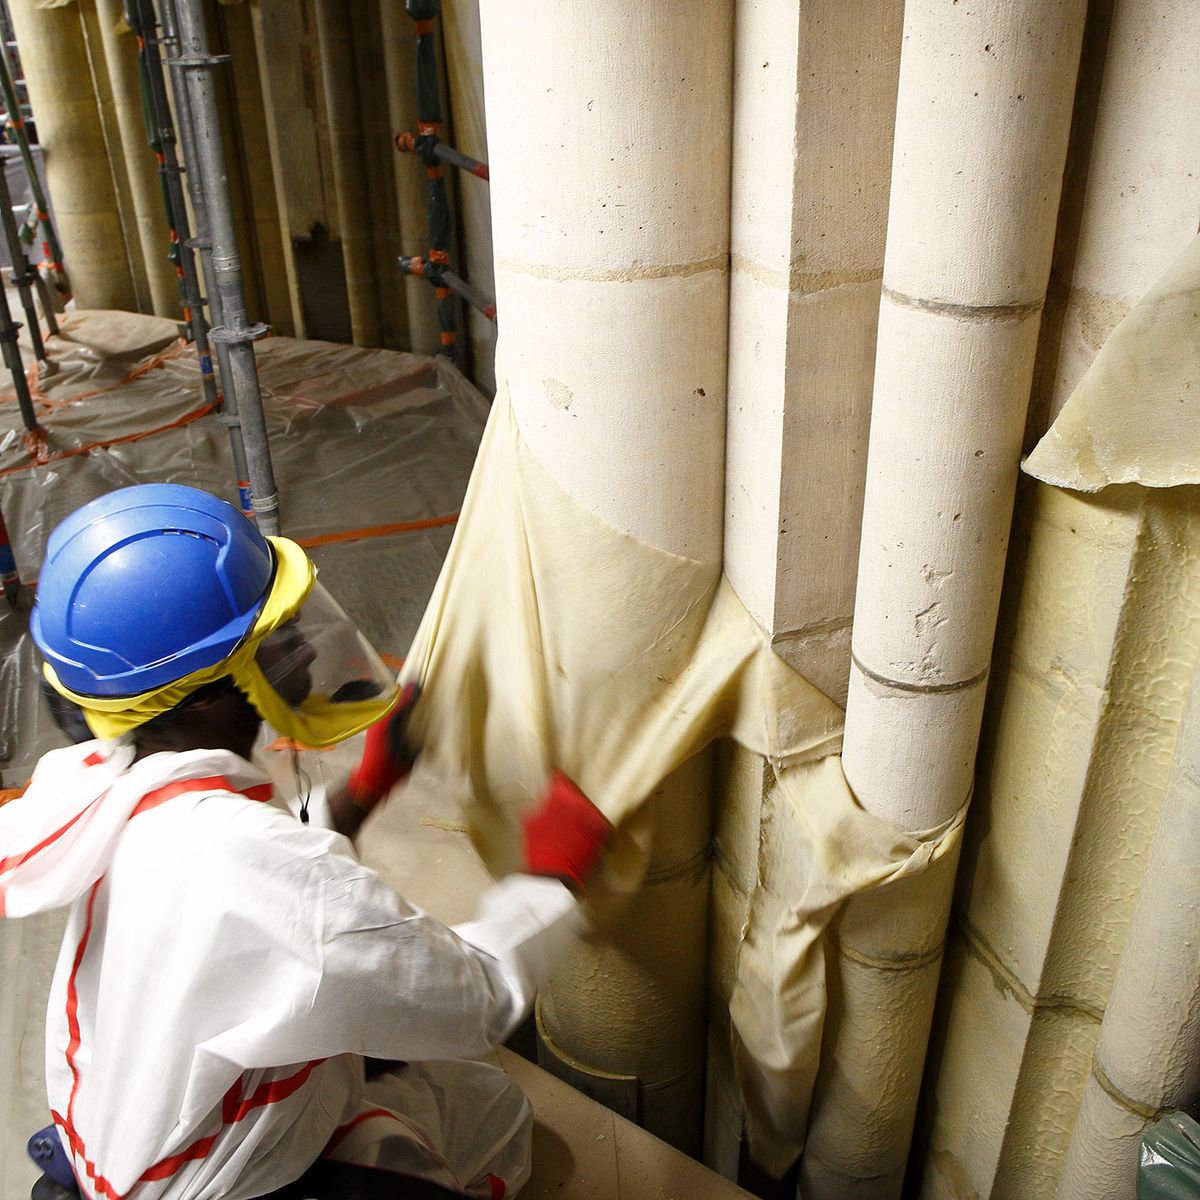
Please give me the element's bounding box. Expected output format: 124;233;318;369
395;0;496;354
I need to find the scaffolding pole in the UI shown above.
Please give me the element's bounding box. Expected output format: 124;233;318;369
0;38;66;298
157;0;252;521
0;156;49;370
126;0;217;412
163;0;276;532
0;265;38;433
393;0;498;357
31;269;57;337
0;500;19;608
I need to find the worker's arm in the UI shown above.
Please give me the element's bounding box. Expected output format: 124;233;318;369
235;771;610;1066
312;869;585;1061
443;772;613;1028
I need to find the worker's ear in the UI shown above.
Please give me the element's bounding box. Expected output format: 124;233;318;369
180;676;251;714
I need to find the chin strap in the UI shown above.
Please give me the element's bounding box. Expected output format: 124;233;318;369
290;747;312;824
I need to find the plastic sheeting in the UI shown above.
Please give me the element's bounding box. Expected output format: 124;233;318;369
0;309;488;785
1024;233;1200;492
1140;1112;1200;1200
401;387;964;1172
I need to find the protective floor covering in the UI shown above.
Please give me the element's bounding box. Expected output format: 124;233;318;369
0;309;488;785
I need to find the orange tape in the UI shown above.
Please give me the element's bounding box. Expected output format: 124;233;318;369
0;402;218;478
265;736;337;754
295;513;458;550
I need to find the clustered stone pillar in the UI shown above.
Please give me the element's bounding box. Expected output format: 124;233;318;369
1057;656;1200;1197
711;0;904;1175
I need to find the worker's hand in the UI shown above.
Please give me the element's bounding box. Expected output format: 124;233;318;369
345;682;421;809
521;771;612;895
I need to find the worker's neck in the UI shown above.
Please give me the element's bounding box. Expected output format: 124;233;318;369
132;680;262;764
132;724;259;763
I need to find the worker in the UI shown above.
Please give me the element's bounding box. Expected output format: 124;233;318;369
1;483;611;1200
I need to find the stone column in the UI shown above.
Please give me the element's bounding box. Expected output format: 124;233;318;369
478;0;733;1153
315;0;382;347
709;0;903;1175
799;1;1087;1195
910;2;1200;1195
93;0;178;315
9;0;136;310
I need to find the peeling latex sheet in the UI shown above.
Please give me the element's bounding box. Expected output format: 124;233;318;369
0;310;488;784
1024;233;1200;492
402;388;963;1172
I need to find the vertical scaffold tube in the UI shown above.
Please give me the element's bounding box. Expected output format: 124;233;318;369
158;0;252;520
167;0;278;533
32;271;58;338
0;160;48;368
798;2;1087;1196
479;0;733;1154
127;0;216;412
0;499;21;607
0;275;37;433
380;0;439;354
406;0;456;357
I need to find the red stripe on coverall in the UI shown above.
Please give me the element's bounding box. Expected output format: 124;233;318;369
52;775;284;1198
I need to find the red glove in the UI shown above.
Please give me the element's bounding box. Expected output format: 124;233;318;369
346;682;421;807
521;771;611;894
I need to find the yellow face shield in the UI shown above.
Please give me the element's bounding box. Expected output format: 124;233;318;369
44;537;398;747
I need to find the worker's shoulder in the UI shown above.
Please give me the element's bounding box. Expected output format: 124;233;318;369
118;780;348;879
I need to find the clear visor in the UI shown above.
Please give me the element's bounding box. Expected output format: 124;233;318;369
255;582;396;716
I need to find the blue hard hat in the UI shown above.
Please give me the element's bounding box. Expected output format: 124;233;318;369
31;484;275;697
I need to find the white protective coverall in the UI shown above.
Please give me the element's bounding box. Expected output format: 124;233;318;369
0;740;581;1200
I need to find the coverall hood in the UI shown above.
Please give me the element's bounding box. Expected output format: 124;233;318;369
0;741;270;917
